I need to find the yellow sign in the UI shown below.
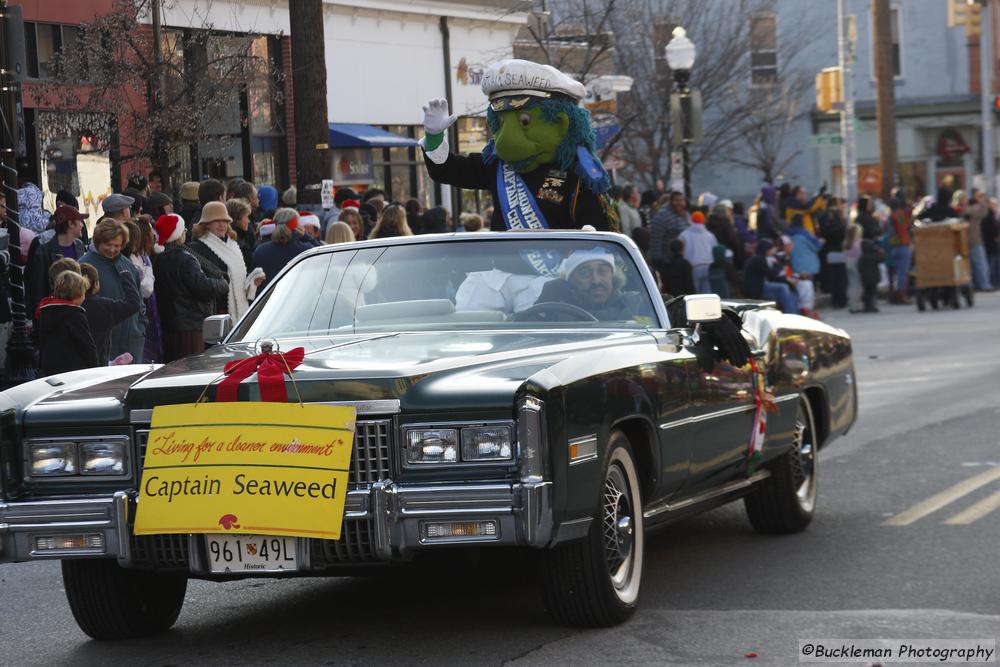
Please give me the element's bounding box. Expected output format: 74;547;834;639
135;402;356;540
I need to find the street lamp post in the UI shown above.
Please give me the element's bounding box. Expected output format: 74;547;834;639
666;26;696;203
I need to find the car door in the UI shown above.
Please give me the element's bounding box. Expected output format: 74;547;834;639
677;330;757;495
646;335;704;503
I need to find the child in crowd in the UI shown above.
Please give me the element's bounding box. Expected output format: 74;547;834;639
708;244;739;298
38;270;98;376
660;238;696;296
79;262;141;364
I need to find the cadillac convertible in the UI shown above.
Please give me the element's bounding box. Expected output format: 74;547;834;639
0;231;856;639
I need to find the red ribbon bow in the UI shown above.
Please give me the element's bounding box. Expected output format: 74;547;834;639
216;347;305;402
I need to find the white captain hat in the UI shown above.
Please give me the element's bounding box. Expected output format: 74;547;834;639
481;59;586;111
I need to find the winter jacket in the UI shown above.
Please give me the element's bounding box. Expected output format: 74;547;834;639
788;227;822;276
189;234;262;321
743;253;788;299
38;299;99;376
80;249;146;363
153;242;230;332
659;254;695;297
649;207;690;266
84;269;141;364
983;211;999;256
679;224;719;268
859;239;884;288
180;201;202;233
25;234;86;319
966;202;987;247
783;195;825;235
618;202;643;237
708;245;739;299
252;238;313;292
856;209;882;240
234;224;256;270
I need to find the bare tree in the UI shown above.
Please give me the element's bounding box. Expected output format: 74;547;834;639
528;0;814;191
38;0;281;193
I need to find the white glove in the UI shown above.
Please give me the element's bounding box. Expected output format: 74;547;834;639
422;98;457;135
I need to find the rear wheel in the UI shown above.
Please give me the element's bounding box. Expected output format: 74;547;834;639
62;559;187;639
744;397;818;534
541;431;644;627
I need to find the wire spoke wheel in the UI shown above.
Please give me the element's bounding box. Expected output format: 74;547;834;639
602;464;634;589
789;416;817;512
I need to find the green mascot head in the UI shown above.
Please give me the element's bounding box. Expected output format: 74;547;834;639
481;60;610;192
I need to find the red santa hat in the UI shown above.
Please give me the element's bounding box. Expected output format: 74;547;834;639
154;214;185;252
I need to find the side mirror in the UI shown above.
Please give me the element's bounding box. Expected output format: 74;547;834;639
203;314;233;345
684;294;722;324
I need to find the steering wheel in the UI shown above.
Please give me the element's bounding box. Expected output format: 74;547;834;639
513;301;599;323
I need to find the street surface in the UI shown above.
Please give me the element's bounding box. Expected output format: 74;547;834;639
1;295;999;665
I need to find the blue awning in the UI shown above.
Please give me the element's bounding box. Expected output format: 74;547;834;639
327;123;419;149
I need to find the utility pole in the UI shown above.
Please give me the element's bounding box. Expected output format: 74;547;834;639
150;0;170;194
288;0;330;207
837;0;858;203
0;1;35;385
872;0;897;201
980;0;995;197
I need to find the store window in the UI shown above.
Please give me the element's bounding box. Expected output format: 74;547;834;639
24;22;79;79
374;125;425;204
749;13;778;87
36;111;113;224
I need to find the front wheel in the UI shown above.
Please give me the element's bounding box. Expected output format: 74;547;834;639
744;397;818;534
62;559;187;639
541;431;644;627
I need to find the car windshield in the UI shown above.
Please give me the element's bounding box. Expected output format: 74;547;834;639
232;237;660;340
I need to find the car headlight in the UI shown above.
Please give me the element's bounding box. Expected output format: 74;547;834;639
405;429;459;464
29;443;77;476
461;426;512;461
80;441;125;475
26;437;129;478
404;424;514;465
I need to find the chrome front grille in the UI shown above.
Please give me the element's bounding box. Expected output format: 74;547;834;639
310;521;379;564
350;419;392;489
135;419;393;487
132;418;394;568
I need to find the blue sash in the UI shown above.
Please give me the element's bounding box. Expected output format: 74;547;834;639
496;161;562;277
496;161;549;231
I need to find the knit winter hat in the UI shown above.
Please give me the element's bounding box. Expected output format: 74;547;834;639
154;214;185;248
559;248;615;280
691;211;706;224
298;213;321;230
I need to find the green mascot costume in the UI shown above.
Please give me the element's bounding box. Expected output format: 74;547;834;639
420;59;619;233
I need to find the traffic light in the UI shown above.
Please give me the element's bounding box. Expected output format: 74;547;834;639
816;67;842;113
948;0;982;37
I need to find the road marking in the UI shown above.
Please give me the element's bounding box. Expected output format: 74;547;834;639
943;489;1000;525
883;465;1000;526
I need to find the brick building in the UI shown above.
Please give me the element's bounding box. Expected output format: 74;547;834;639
10;0;531;215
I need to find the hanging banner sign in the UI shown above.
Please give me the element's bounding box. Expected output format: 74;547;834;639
134;403;356;540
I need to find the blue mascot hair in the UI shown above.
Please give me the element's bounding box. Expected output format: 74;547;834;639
484;98;609;192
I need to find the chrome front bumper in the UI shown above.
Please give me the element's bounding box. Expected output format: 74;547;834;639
0;480;553;567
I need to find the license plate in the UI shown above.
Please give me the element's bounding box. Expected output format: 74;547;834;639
206;534;298;573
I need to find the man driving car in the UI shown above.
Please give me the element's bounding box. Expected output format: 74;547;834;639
532;248;647;321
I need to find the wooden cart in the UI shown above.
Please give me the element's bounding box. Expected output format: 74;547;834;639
912;219;974;311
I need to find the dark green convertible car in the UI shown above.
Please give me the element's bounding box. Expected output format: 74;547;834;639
0;231;856;638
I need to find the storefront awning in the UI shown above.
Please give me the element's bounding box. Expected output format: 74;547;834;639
327;123;419;149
